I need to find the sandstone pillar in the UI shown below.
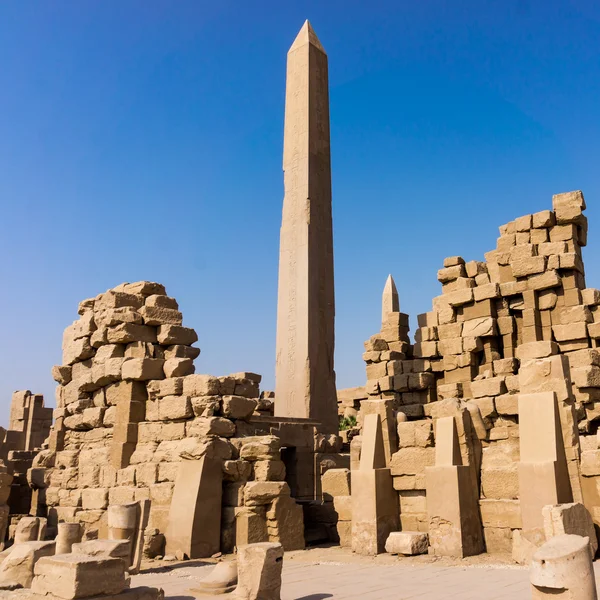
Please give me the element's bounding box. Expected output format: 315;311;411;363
236;542;284;600
108;500;150;572
518;392;573;535
351;414;399;555
426;416;484;557
275;21;337;434
165;456;222;559
56;522;81;555
530;534;597;599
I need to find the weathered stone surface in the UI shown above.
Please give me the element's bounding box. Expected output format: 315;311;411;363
244;482;290;506
31;554;127;599
385;531;428;555
321;468;351;500
221;396;258;420
236;542;284;600
274;21;337;434
0;541;55;588
156;325;198;346
542;502;598;556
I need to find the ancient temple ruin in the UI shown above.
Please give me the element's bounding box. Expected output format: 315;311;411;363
1;18;600;600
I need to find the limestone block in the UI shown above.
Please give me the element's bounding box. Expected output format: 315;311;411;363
244;482;290;506
162;358;194;378
552;189;585;222
512;256;546;278
223;460;252;483
52;366;73;385
98;290;144;310
471;377;506;398
479;499;522;528
397;421;433;448
385;531;428;555
157;396;192;421
235;542;283;600
527;270;562;292
122;358;165;381
438;265;465;283
266;496;305;551
122;281;166;296
235;507;268;546
481;464;519;500
164;344;201;360
106;323;157;344
62;337;94;366
389;447;435;476
253;460;286;482
31;554;127;599
494;394;518;416
572;366;600;388
190;396;220;417
483;527;513;554
413;342;438;359
581;451;600;476
71;539;130;561
182;374;221;397
321;469;351;500
123;342;155;358
542;502;598;556
0;541;55;588
462;317;495;338
553;323;588;342
14;518;42;544
239;437;281;461
530;534;597;600
81;488;108;510
532;210;555;228
139;305;182;326
444;288;473;307
157;325;198;345
221;396;258;420
187;417;235;438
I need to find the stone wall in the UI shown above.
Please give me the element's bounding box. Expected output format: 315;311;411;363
356;190;600;556
19;282;323;556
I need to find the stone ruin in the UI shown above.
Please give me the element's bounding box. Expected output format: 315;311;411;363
1;17;600;600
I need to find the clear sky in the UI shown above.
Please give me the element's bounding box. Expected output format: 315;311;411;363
1;1;599;419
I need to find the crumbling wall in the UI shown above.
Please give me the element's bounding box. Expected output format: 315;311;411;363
30;282;305;555
358;190;600;555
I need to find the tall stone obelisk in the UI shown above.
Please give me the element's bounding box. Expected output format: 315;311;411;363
275;21;337;433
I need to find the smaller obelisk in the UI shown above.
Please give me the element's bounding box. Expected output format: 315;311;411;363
381;275;399;326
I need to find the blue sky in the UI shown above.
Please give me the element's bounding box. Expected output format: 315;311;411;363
1;1;599;417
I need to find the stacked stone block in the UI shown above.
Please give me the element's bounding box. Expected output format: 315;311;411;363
356;190;600;558
30;282;305;556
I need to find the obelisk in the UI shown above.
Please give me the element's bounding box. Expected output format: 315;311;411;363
275;21;337;433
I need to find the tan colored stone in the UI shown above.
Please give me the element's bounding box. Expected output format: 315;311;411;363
31;554;127;599
530;533;597;599
321;468;351;500
542;502;598;556
0;541;55;588
385;531;428;555
156;324;198;345
165;456;223;559
236;542;283;600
